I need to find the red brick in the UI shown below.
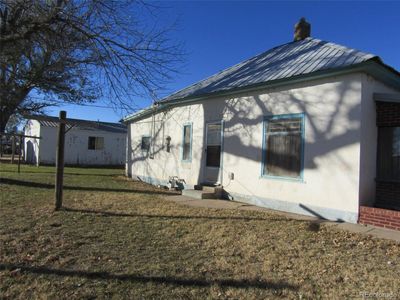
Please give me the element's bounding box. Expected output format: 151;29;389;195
359;205;400;231
384;225;398;230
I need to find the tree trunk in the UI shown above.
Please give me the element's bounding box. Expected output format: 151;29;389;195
0;104;16;133
0;113;10;133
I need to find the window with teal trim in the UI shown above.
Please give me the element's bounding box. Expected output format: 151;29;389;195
263;114;304;179
182;124;192;161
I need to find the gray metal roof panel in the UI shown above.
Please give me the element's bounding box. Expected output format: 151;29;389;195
27;115;127;134
160;38;377;103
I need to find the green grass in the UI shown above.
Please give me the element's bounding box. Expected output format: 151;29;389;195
1;163;399;299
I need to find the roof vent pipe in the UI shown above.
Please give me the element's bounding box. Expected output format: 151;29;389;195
294;17;311;41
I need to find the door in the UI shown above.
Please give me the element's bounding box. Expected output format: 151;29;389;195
204;121;223;185
26;140;35;164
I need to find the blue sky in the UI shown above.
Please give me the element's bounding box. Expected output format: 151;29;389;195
47;1;400;123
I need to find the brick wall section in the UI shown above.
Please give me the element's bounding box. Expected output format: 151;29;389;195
376;101;400;127
359;206;400;231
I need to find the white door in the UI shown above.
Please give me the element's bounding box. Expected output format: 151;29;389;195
203;121;223;185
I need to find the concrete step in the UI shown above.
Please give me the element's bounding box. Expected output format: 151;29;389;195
202;186;217;192
194;184;224;198
181;189;218;200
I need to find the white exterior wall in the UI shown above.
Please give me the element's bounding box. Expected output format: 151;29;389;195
127;73;366;222
24;120;41;165
25;124;126;165
359;74;400;206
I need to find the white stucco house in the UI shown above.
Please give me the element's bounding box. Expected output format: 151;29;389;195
123;22;400;225
24;115;127;166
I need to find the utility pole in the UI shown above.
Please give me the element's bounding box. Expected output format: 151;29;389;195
55;111;66;210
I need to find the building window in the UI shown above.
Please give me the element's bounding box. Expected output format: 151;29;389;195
262;113;305;180
182;124;192;161
206;123;222;167
88;136;104;150
377;127;400;181
141;136;151;151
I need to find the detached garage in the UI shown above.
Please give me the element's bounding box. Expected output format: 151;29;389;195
24;115;127;166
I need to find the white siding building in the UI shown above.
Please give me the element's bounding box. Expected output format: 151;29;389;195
124;34;400;224
24;116;126;166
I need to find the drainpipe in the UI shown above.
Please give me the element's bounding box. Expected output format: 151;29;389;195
150;103;159;159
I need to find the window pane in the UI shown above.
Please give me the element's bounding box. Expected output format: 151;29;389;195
267;118;302;134
264;116;303;178
378;127;400;180
394;128;400;156
88;137;96;150
182;125;191;160
206;145;221;167
141;137;150;151
265;134;301;177
95;137;104;150
207;124;221;145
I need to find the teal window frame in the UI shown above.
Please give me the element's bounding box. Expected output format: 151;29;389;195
181;123;193;162
261;113;305;182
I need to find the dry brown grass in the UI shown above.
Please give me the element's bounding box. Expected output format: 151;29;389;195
1;163;400;299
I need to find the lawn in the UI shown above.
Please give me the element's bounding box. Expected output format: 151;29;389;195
0;163;399;299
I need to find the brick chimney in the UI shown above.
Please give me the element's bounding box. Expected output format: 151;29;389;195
294;17;311;41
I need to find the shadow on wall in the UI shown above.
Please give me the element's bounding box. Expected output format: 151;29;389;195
195;78;361;187
128;110;195;182
131;77;362;191
221;79;360;169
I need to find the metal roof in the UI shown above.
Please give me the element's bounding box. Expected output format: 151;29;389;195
123;37;400;123
160;38;378;103
26;115;127;134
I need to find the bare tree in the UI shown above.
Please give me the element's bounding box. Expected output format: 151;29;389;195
4;113;21;132
0;0;183;131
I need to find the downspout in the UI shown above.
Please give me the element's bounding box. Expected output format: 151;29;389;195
150;103;159;159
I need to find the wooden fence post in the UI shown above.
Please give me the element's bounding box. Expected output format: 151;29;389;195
18;136;22;173
55;111;66;210
11;135;15;164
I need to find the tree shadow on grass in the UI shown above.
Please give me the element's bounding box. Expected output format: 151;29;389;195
0;170;120;177
0;178;172;195
0;263;298;290
61;207;287;222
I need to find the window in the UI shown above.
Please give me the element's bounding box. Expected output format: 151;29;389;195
182;124;192;161
88;136;104;150
206;123;222;167
262;113;305;180
141;136;151;151
377;127;400;181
